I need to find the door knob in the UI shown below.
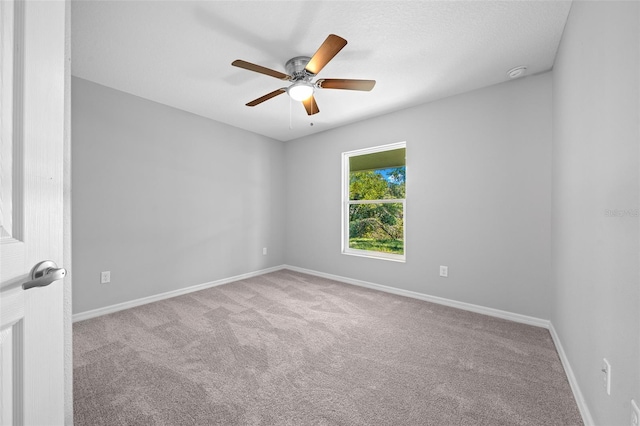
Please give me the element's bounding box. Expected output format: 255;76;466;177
22;260;67;290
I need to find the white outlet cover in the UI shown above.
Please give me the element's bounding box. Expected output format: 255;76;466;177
439;266;448;277
101;271;111;284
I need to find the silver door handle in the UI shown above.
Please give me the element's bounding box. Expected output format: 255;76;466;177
22;260;67;290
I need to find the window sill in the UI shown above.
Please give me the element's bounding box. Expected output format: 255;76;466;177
342;249;406;263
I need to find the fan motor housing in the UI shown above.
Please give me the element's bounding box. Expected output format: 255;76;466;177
286;56;313;81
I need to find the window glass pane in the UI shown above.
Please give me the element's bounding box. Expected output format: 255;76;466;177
349;202;404;255
349;167;406;201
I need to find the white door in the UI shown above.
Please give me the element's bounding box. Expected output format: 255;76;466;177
1;0;67;424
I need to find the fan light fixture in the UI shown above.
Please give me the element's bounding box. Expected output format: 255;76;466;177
288;82;314;101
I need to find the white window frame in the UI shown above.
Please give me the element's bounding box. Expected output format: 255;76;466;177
341;142;406;262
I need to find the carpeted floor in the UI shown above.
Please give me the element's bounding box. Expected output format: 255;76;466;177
73;270;583;425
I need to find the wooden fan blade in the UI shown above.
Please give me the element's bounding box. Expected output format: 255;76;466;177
302;95;320;115
305;34;347;75
317;79;376;91
232;60;291;81
246;89;286;107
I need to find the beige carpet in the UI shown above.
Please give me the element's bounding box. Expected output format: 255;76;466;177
73;270;582;425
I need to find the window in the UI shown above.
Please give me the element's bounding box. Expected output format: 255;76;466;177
342;142;406;261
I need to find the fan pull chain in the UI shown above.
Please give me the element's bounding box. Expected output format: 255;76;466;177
289;96;293;130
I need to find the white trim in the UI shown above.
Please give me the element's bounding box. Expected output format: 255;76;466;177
342;141;407;158
548;322;594;426
282;265;549;328
72;265;285;323
342;249;406;263
281;265;590;425
71;263;591;426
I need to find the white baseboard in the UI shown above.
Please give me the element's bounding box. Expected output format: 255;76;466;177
74;263;548;328
72;265;286;323
282;264;550;329
282;265;591;425
548;322;594;426
72;263;590;426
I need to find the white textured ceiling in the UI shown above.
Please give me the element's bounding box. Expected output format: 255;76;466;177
72;1;572;142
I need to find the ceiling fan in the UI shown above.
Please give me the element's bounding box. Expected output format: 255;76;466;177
232;34;375;116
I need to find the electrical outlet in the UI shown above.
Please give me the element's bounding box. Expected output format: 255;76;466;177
439;265;448;277
100;271;111;284
631;399;639;426
602;358;611;395
263;247;267;255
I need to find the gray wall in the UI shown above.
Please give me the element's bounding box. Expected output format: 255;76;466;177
551;2;640;425
285;73;553;320
72;77;286;314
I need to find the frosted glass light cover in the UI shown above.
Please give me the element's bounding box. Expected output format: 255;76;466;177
288;83;314;101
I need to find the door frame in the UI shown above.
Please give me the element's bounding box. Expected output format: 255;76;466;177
63;0;73;422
